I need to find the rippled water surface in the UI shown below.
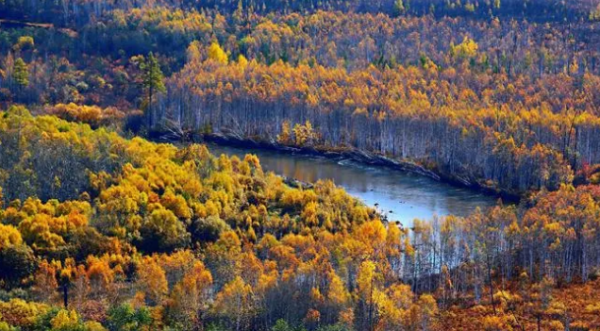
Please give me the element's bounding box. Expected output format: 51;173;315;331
207;143;499;226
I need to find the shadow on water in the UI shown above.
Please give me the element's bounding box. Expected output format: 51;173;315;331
206;143;500;227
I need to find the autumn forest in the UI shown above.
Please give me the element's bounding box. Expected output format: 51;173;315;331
2;0;600;330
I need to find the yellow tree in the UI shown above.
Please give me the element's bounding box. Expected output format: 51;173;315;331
356;260;384;331
136;257;168;306
326;271;351;324
208;42;228;65
277;121;292;145
168;261;213;329
212;276;255;331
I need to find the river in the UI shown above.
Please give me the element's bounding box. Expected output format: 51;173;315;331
206;143;499;226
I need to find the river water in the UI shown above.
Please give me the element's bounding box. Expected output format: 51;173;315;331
206;143;499;226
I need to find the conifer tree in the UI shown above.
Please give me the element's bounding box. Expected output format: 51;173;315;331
138;52;166;130
13;58;29;100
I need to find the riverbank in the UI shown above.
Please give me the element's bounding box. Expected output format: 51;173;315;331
152;129;521;204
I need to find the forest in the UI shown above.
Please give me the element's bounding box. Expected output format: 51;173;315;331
2;0;600;330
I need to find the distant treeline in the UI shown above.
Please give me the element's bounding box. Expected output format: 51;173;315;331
1;0;598;26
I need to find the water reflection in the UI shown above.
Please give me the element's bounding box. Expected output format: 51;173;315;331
207;143;499;227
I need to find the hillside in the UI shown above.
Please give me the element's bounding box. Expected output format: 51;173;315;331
2;1;600;195
0;107;599;330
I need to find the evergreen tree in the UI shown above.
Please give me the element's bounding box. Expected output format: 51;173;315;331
13;57;29;100
138;52;165;130
394;0;405;15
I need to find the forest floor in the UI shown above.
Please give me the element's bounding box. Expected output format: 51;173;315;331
441;279;600;330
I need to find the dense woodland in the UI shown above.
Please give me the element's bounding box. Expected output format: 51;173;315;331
3;0;600;194
3;106;600;330
2;0;600;330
